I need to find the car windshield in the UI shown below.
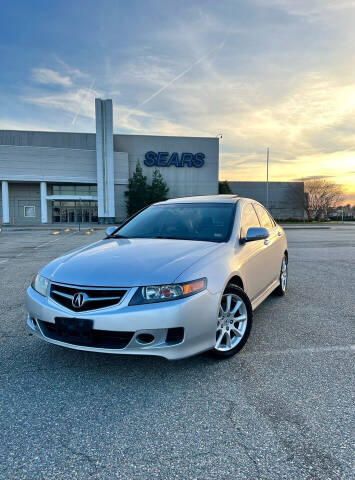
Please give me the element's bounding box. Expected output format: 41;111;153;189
114;203;236;243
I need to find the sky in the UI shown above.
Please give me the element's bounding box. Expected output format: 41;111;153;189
0;0;354;203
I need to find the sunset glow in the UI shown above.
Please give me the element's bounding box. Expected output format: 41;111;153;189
0;0;354;203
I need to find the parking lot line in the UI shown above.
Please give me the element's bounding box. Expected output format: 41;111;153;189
251;344;354;357
34;231;78;248
0;259;9;264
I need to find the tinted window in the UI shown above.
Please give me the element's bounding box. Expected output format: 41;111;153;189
240;203;260;238
254;204;274;229
116;203;236;243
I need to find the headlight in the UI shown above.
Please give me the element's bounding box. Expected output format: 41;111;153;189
31;273;49;297
129;278;207;305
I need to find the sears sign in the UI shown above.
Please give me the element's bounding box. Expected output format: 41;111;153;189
144;151;205;168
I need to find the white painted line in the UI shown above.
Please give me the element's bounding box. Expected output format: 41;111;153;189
243;345;354;358
0;259;9;264
34;231;78;249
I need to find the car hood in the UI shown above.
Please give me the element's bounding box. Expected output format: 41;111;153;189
40;237;221;287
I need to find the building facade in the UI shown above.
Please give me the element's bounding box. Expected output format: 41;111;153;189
228;181;305;219
0;99;219;225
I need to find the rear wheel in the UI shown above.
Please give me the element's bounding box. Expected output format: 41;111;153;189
274;255;288;296
211;284;252;359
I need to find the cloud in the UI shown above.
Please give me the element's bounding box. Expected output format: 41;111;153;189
31;68;72;87
251;0;355;17
0;118;55;131
72;79;96;125
4;2;354;198
53;57;90;80
124;40;225;123
24;86;101;122
138;40;225;106
294;175;335;181
26;62;99;127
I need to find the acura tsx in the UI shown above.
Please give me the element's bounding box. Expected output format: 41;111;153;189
26;195;288;359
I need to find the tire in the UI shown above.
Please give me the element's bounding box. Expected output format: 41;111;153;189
210;284;253;359
274;254;288;296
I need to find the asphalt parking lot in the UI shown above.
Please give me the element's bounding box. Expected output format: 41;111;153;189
0;226;354;480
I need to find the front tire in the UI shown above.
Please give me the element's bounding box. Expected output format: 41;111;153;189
210;284;253;359
274;254;288;296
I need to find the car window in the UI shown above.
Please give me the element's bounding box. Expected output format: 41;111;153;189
268;212;276;227
116;203;236;243
254;204;274;229
240;203;260;238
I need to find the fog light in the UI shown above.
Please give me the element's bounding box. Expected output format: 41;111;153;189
136;333;155;344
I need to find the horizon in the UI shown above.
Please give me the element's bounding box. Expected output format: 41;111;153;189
1;0;354;203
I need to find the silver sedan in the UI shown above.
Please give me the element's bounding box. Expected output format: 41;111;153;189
26;195;288;359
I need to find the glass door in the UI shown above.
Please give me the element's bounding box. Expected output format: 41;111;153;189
60;208;68;223
52;201;98;223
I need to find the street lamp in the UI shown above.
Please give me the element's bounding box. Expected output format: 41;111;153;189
266;147;270;209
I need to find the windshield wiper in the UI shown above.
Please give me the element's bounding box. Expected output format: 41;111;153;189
105;234;127;239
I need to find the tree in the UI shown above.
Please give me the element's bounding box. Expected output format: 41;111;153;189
219;180;233;194
304;179;344;221
149;168;169;204
125;161;151;216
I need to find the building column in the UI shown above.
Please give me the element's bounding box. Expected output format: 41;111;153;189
40;181;48;223
1;180;10;224
95;98;116;224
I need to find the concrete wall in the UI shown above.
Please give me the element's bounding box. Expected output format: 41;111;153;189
0;145;97;183
0;131;218;198
0;182;41;225
0;130;96;150
114;134;219;198
228;181;304;219
0;130;219;224
0;145;129;186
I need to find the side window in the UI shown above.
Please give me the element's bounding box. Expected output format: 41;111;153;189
240;203;260;238
268;212;276;227
254;204;274;229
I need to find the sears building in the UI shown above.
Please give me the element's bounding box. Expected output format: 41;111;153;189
0;99;219;225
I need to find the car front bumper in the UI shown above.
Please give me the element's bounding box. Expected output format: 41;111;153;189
26;286;219;360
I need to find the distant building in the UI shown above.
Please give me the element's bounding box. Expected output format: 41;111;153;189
0;99;218;225
228;181;305;219
0;98;305;225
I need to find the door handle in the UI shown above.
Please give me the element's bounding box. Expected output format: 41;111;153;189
264;239;270;245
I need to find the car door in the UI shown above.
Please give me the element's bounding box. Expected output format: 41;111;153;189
238;202;270;301
253;203;282;286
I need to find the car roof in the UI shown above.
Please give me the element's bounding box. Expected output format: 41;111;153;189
157;195;240;204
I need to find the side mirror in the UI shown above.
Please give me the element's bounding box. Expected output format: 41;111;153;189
105;226;118;237
241;227;269;244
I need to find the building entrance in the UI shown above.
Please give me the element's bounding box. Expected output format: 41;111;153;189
52;201;98;223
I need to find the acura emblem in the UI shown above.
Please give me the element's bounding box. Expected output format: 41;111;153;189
72;292;86;308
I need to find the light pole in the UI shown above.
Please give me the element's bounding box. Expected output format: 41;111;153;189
266;147;270;209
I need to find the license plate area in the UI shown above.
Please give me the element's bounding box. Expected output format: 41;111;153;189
55;317;93;344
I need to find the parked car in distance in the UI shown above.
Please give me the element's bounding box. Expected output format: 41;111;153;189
26;195;288;359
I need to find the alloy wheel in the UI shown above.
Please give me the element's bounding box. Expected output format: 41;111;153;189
281;257;288;291
215;293;248;352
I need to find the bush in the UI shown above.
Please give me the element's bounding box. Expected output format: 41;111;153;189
219;180;232;194
150;168;169;204
125;162;151;216
125;162;169;216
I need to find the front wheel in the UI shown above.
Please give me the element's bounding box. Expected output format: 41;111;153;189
210;284;253;359
274;254;288;296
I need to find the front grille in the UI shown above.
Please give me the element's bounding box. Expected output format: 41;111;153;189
50;282;127;312
38;320;134;349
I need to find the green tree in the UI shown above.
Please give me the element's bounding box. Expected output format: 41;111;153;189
125;161;151;216
219;180;233;194
149;168;169;204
